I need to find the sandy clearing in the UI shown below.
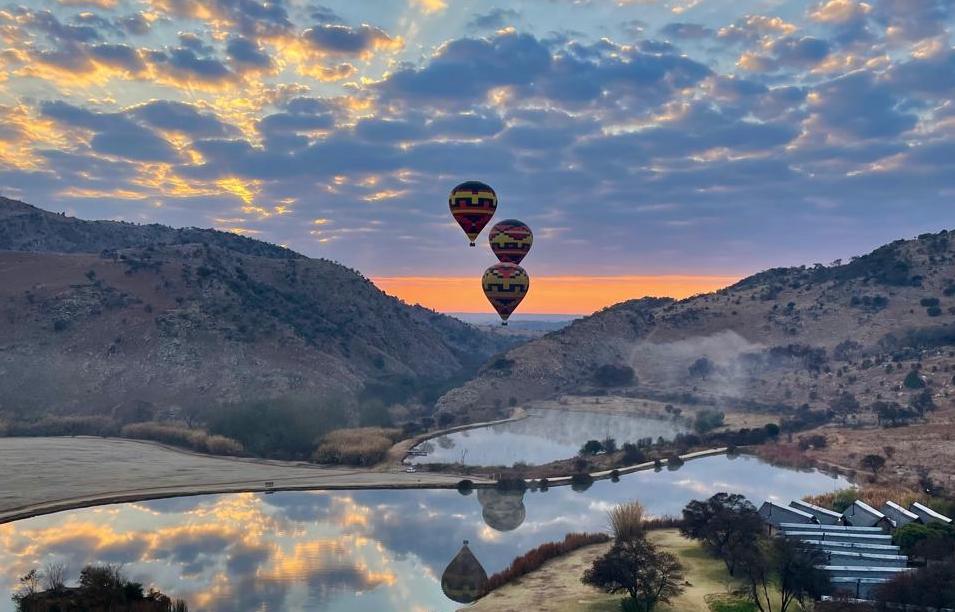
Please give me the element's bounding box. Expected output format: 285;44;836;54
0;437;488;524
465;530;746;612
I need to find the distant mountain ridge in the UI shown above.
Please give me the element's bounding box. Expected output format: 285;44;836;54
437;230;955;421
0;197;513;416
0;196;297;259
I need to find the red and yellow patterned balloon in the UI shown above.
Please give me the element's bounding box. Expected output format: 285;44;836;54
482;262;529;325
449;181;497;246
489;219;533;265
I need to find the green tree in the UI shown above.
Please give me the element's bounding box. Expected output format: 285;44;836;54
911;388;936;415
689;357;714;379
582;537;685;612
593;364;636;387
580;439;604;455
680;493;762;576
860;454;886;474
904;370;926;389
693;409;725;434
739;537;830;612
829;391;860;424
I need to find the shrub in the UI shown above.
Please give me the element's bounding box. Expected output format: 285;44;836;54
593;364;636;387
621;443;646;464
693;409;725;434
608;501;645;542
208;395;349;459
204;435;245;455
903;370;926;389
580;439;604;455
11;415;119;437
121;422;244;456
485;533;610;592
927;306;942;317
688;357;714;379
860;454;886;474
874;558;955;608
313;427;401;466
920;297;940;307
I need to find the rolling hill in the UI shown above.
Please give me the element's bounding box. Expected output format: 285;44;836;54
0;197;513;418
437;230;955;424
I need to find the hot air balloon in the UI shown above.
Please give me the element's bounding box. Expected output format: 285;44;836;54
482;262;529;325
477;488;527;532
449;181;497;246
489;219;533;264
441;540;489;603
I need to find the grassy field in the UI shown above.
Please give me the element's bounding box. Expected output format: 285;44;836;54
0;436;489;524
467;529;755;612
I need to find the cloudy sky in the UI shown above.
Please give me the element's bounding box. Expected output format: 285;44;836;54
1;0;954;313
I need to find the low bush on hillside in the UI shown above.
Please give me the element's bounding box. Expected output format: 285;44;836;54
120;422;244;456
592;364;636;387
313;427;402;466
484;532;610;592
804;485;933;514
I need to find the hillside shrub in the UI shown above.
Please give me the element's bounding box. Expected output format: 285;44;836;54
903;370;925;389
693;409;725;434
592;364;635;387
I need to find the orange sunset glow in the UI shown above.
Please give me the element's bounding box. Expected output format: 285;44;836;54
372;275;742;315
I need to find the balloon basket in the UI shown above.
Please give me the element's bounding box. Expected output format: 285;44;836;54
501;321;508;327
469;242;475;247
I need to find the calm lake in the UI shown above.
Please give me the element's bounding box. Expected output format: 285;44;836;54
0;455;849;612
411;409;687;466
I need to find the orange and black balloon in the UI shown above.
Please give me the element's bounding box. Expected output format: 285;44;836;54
489;219;533;265
482;262;529;325
449;181;497;246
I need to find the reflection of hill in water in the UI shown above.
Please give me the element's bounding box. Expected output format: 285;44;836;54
477;489;526;532
414;409;685;466
493;409;683;446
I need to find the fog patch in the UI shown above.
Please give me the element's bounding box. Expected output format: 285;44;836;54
629;330;765;399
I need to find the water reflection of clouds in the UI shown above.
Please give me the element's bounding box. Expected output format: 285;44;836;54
0;456;851;612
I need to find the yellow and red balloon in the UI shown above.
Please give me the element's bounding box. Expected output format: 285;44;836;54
482;262;530;325
449;181;497;246
489;219;533;265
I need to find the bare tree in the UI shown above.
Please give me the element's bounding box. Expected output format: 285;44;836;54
43;561;67;594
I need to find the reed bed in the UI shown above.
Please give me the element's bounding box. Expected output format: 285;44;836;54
313;427;402;466
120;422;245;456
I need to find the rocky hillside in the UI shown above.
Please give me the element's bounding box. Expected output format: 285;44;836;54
0;197;513;416
438;231;955;421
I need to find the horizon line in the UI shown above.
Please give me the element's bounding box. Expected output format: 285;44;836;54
372;274;743;316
